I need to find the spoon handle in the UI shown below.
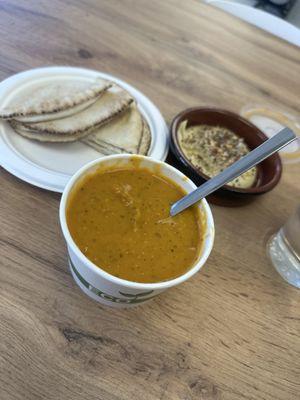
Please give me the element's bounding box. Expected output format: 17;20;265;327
170;127;296;216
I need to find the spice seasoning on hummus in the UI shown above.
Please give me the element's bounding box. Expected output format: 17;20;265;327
178;121;257;189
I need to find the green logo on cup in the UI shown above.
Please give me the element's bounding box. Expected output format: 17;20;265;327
69;257;156;304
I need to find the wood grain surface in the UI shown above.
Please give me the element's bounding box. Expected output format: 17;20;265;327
0;1;299;399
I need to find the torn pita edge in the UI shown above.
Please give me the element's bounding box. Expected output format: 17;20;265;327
81;138;131;155
138;118;151;155
137;118;145;153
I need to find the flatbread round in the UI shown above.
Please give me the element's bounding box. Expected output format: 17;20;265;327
0;77;112;122
14;86;133;137
81;103;143;154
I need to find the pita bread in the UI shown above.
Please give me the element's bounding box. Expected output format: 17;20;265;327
82;112;152;156
14;87;133;137
138;119;151;155
0;77;112;123
81;104;143;154
12;114;152;153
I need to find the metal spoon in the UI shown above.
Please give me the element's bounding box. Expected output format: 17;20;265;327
170;127;296;216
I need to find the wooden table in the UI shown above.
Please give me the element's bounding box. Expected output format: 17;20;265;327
0;1;299;399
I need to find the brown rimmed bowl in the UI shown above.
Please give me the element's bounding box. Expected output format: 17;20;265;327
169;107;282;206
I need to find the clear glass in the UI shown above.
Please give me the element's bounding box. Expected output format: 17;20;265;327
267;206;300;288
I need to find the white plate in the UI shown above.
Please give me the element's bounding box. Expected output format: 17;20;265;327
0;67;169;192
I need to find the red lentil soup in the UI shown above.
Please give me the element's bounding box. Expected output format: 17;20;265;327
67;164;203;283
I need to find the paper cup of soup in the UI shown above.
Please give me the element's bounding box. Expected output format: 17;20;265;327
59;155;214;307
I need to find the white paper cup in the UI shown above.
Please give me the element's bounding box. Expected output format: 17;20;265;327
59;155;215;307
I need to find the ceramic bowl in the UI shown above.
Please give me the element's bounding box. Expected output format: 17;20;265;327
169;107;282;206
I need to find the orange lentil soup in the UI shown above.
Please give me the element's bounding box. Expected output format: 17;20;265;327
67;164;203;283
